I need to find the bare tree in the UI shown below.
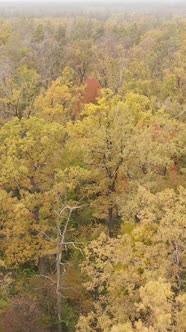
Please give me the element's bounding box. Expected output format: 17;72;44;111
39;197;85;332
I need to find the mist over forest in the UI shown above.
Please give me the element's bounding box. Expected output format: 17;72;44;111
0;0;186;17
0;0;185;331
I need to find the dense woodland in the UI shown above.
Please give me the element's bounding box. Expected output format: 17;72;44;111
0;2;186;331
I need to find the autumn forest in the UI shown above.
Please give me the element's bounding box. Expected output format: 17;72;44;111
0;1;185;331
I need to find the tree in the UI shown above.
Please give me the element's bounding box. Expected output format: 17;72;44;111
0;22;11;45
69;90;182;236
0;117;64;268
76;186;186;331
0;65;40;120
54;197;84;332
93;43;127;93
0;116;90;331
34;67;83;124
65;40;93;83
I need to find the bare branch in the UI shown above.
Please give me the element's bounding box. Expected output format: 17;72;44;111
39;275;56;284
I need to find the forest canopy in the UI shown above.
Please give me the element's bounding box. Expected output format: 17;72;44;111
0;2;185;331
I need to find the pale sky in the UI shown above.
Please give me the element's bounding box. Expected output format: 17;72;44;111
0;0;183;2
0;0;184;5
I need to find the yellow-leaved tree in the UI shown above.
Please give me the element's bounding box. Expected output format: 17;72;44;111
76;186;186;332
0;117;64;268
34;66;83;124
68;90;184;236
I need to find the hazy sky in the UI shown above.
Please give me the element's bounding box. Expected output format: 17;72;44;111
0;0;184;4
0;0;183;2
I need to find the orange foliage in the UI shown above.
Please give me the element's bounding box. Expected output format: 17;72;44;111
83;78;101;103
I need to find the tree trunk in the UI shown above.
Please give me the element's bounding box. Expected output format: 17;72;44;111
38;256;47;275
55;204;74;332
107;207;113;237
56;248;62;332
56;210;62;332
